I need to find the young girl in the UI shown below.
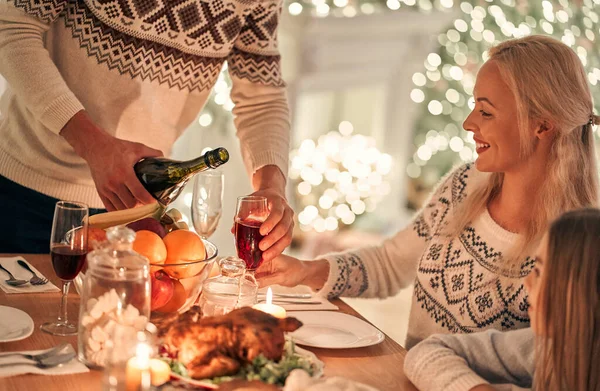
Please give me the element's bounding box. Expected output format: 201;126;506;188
404;208;600;391
256;35;599;348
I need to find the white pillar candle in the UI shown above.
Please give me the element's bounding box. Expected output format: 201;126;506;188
252;287;287;319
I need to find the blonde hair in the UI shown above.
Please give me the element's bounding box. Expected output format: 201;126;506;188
451;35;599;262
534;208;600;390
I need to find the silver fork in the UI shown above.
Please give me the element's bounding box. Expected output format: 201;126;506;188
0;351;76;369
0;342;69;361
16;260;48;285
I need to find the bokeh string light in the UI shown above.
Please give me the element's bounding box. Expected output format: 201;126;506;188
280;0;599;185
289;122;393;232
195;0;600;222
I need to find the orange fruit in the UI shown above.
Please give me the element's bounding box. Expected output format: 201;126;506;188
88;228;107;251
162;230;206;279
149;359;171;386
133;230;167;264
155;279;186;313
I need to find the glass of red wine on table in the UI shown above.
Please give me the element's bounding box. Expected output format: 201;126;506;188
234;196;269;273
41;201;89;336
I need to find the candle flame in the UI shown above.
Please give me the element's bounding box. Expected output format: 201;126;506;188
136;342;152;368
266;287;273;306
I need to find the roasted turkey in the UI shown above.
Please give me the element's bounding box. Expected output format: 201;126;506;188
160;307;303;379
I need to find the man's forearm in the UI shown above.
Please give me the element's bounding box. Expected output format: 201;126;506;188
0;5;84;134
252;165;287;194
60;110;109;161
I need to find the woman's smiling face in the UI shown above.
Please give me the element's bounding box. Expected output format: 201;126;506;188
463;60;531;173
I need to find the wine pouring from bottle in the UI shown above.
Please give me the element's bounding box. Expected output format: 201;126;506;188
134;147;229;206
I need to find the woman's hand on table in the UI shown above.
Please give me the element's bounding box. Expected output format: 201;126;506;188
254;254;329;291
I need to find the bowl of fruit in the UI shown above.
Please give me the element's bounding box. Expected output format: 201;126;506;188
88;205;219;316
130;226;218;315
142;230;218;316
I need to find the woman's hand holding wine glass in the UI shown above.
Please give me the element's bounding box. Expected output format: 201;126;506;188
235;165;294;263
245;188;294;262
234;196;271;272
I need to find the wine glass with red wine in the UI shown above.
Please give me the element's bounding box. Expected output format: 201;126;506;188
234;196;269;272
41;201;89;336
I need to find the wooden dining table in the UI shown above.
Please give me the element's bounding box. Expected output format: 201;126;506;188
0;254;417;391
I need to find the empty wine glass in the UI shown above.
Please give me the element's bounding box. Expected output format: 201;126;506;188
191;171;224;239
42;201;89;336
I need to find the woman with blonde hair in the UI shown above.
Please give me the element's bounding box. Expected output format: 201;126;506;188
255;34;600;348
404;208;600;391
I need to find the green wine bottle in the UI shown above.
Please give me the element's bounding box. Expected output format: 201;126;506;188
134;147;229;206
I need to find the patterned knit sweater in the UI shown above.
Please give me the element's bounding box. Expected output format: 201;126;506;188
318;164;534;348
0;0;289;208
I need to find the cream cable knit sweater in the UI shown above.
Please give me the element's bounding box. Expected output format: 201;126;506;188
404;328;535;391
0;0;290;208
318;164;534;348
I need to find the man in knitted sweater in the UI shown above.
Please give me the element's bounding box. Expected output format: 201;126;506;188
0;0;294;254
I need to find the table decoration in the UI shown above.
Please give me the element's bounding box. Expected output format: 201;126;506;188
252;288;286;319
78;226;150;368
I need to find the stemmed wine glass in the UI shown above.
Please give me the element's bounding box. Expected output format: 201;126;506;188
234;196;269;272
191;171;224;239
41;201;89;336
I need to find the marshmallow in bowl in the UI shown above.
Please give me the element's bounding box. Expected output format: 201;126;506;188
80;288;148;367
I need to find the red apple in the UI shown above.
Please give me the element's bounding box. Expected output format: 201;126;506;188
151;270;175;310
127;218;167;238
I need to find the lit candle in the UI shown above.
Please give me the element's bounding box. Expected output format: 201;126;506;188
252;287;287;318
125;342;152;391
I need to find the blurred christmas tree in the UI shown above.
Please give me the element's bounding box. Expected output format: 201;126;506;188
283;0;600;194
199;0;600;211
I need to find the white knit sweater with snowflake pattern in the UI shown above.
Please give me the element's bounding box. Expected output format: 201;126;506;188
318;164;534;348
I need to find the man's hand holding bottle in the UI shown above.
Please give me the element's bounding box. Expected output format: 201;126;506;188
62;110;294;261
60;110;162;211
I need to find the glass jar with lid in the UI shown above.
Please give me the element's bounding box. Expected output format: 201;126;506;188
199;256;258;317
78;226;151;368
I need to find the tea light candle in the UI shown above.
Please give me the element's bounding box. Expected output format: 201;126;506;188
125;342;152;391
252;287;286;318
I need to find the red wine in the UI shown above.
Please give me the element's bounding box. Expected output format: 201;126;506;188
51;245;87;281
235;219;264;270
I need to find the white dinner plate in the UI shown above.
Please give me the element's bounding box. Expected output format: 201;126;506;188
0;306;34;343
287;311;384;349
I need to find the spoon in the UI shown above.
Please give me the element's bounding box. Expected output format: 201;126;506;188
0;264;28;286
0;351;76;369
